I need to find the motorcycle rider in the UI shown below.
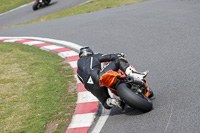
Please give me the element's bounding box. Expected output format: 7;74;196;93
33;0;51;11
77;46;151;110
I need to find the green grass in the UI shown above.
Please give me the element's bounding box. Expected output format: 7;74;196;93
0;0;34;14
4;0;145;28
0;42;77;133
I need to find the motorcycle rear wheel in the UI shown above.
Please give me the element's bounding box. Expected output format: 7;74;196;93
117;83;152;112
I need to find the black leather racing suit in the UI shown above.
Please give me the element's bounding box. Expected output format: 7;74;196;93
77;53;129;109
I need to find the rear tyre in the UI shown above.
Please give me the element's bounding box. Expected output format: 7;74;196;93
117;83;152;112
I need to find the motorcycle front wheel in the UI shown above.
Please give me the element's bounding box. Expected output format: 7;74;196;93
33;1;40;10
117;83;152;112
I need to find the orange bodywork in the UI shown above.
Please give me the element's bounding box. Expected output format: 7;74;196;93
99;70;125;88
144;80;150;97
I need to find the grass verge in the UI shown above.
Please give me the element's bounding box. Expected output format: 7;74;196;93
4;0;145;28
0;42;77;133
0;0;34;14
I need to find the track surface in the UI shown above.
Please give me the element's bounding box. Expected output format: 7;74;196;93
0;0;89;27
1;0;200;133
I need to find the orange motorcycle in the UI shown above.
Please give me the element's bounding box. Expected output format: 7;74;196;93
100;65;153;112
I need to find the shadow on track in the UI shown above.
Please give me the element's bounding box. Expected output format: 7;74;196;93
110;106;152;116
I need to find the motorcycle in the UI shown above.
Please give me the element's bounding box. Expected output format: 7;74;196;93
99;63;153;112
32;0;51;11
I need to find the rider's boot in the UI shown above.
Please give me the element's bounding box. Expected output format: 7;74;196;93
125;66;148;88
125;66;155;99
106;98;125;110
125;66;149;80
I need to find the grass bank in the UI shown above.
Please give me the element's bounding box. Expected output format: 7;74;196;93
0;0;33;14
0;42;77;133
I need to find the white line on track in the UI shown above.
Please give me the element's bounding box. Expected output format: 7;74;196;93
164;104;174;132
91;108;111;133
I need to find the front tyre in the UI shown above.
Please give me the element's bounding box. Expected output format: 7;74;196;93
117;83;152;112
33;1;40;10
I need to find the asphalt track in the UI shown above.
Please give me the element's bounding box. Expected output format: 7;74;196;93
1;0;200;133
